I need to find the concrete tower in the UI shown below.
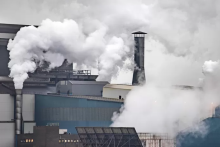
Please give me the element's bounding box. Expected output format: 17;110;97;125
132;31;147;85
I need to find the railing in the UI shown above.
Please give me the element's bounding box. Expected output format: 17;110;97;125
34;69;92;75
138;133;176;147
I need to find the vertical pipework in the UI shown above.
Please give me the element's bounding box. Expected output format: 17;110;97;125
132;31;147;85
15;89;22;134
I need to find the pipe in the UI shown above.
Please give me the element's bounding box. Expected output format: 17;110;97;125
15;89;22;134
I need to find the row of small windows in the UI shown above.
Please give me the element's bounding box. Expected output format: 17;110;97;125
21;139;79;143
21;139;33;143
59;139;79;143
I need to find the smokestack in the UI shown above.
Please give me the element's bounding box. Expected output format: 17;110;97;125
132;31;147;85
15;89;22;134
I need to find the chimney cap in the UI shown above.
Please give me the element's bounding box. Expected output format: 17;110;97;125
132;31;147;34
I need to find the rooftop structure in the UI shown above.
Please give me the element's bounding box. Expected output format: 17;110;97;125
56;80;108;96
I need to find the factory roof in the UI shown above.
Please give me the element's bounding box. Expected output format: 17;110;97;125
68;80;109;85
0;23;38;34
46;93;124;103
103;84;134;90
22;86;56;94
0;23;38;45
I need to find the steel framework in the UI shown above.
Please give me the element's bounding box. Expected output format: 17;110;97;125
138;133;175;147
76;127;143;147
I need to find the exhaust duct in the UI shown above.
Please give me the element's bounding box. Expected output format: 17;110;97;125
15;89;22;134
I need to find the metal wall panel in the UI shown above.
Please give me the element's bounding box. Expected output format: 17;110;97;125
57;81;106;96
35;95;123;134
0;94;14;121
0;45;10;76
40;107;119;121
22;94;35;121
0;123;15;147
71;84;104;96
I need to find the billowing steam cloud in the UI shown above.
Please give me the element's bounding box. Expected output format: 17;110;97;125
5;0;220;137
111;59;220;136
8;19;130;89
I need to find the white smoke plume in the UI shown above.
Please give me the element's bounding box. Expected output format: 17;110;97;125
112;56;220;136
8;19;130;89
3;0;220;137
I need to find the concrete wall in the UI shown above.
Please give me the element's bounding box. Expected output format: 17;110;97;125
0;123;15;147
22;94;35;121
35;95;123;134
103;88;130;99
0;94;14;121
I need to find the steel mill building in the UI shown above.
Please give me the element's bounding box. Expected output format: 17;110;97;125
0;23;149;147
2;23;219;147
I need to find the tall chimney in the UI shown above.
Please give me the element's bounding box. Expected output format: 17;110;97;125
132;31;147;85
15;89;22;134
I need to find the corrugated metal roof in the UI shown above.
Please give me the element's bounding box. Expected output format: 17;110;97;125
103;84;134;90
68;80;109;85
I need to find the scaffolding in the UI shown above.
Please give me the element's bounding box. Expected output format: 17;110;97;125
138;133;175;147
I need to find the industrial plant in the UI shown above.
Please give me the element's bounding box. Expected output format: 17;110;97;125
0;23;220;147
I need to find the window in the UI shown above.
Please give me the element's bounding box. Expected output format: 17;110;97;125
21;139;33;143
59;139;75;143
61;81;66;85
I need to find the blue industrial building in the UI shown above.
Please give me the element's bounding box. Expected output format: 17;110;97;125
176;117;220;147
35;94;123;134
